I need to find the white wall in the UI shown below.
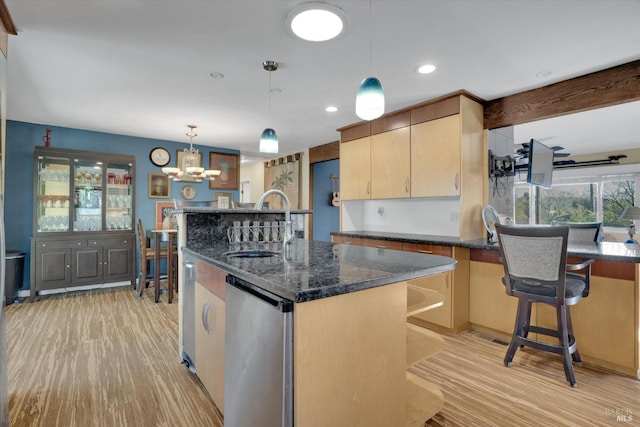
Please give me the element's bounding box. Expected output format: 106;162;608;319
342;198;461;236
239;161;264;203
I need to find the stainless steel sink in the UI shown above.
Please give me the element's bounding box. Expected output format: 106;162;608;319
224;250;280;258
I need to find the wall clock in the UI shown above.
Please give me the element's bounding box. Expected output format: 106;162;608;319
181;185;196;200
149;147;171;167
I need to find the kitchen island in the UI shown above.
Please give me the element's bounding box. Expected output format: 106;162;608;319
183;238;456;426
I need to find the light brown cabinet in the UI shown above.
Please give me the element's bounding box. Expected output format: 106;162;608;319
195;262;226;413
371;127;411;199
333;236;470;334
407;272;452;328
339;136;371;200
411;115;461;197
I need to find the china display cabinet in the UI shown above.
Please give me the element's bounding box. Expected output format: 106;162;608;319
30;147;136;298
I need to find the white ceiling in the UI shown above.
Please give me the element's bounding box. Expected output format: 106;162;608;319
5;0;640;161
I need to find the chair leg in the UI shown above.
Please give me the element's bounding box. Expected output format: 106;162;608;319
557;304;577;387
520;301;532;348
138;256;147;297
566;306;582;366
505;298;528;367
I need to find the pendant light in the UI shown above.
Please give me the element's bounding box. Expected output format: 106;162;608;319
260;60;279;154
355;0;384;121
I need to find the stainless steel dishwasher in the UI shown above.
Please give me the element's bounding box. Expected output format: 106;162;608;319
180;252;196;372
224;275;293;427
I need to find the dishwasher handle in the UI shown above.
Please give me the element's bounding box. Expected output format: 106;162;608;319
226;275;293;313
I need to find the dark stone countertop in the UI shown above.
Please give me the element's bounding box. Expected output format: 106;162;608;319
184;239;456;303
174;207;313;214
331;230;640;263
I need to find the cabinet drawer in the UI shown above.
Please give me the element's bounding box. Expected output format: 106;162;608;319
360;238;403;250
89;237;133;247
402;242;452;257
196;260;226;300
36;239;85;249
332;235;363;246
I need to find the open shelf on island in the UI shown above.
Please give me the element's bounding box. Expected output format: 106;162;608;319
405;371;444;427
406;323;445;368
407;284;444;317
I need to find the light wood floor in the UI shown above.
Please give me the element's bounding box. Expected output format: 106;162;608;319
6;286;222;427
6;287;640;426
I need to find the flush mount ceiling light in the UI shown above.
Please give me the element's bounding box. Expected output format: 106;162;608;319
287;2;346;42
417;64;436;74
260;60;279;154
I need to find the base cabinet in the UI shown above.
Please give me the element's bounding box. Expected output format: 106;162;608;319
469;255;639;377
31;235;134;295
195;261;226;413
333;236;470;334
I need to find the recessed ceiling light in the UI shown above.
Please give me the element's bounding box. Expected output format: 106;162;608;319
209;71;224;79
417;64;436;74
536;70;553;78
326;106;338;112
287;2;346;42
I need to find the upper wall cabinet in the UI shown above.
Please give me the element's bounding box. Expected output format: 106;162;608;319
371;127;411;199
337;92;485;239
411;115;461;197
340;136;371;200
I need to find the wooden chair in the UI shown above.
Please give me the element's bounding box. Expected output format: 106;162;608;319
136;218;176;300
495;224;593;387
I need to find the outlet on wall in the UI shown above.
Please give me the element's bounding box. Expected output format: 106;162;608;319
450;212;460;223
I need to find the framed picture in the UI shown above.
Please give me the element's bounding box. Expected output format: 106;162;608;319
148;173;171;198
155;201;177;230
215;191;233;209
176;150;203;183
209;152;239;190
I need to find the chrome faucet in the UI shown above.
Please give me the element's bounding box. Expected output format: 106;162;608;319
255;189;294;245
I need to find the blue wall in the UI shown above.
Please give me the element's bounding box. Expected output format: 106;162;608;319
312;159;340;241
5;120;239;290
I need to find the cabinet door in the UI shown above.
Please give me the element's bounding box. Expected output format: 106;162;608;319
195;283;225;413
72;247;103;284
411;115;461;197
35;154;71;234
105;161;134;231
371;127;411;199
35;247;72;289
340;136;371;200
407;272;452;328
100;238;134;282
73;158;104;232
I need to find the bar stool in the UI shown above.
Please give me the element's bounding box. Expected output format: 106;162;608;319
136;218;177;300
495;224;593;387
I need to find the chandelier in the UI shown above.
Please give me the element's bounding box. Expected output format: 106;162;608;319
162;124;221;182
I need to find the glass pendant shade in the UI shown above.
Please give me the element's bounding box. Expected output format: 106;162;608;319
355;77;384;121
260;128;278;153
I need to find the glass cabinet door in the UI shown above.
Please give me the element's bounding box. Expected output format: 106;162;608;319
73;158;103;231
105;162;133;231
36;155;71;232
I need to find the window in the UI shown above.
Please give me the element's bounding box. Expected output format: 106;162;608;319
514;174;636;229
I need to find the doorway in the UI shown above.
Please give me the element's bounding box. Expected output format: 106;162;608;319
312;159;340;242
